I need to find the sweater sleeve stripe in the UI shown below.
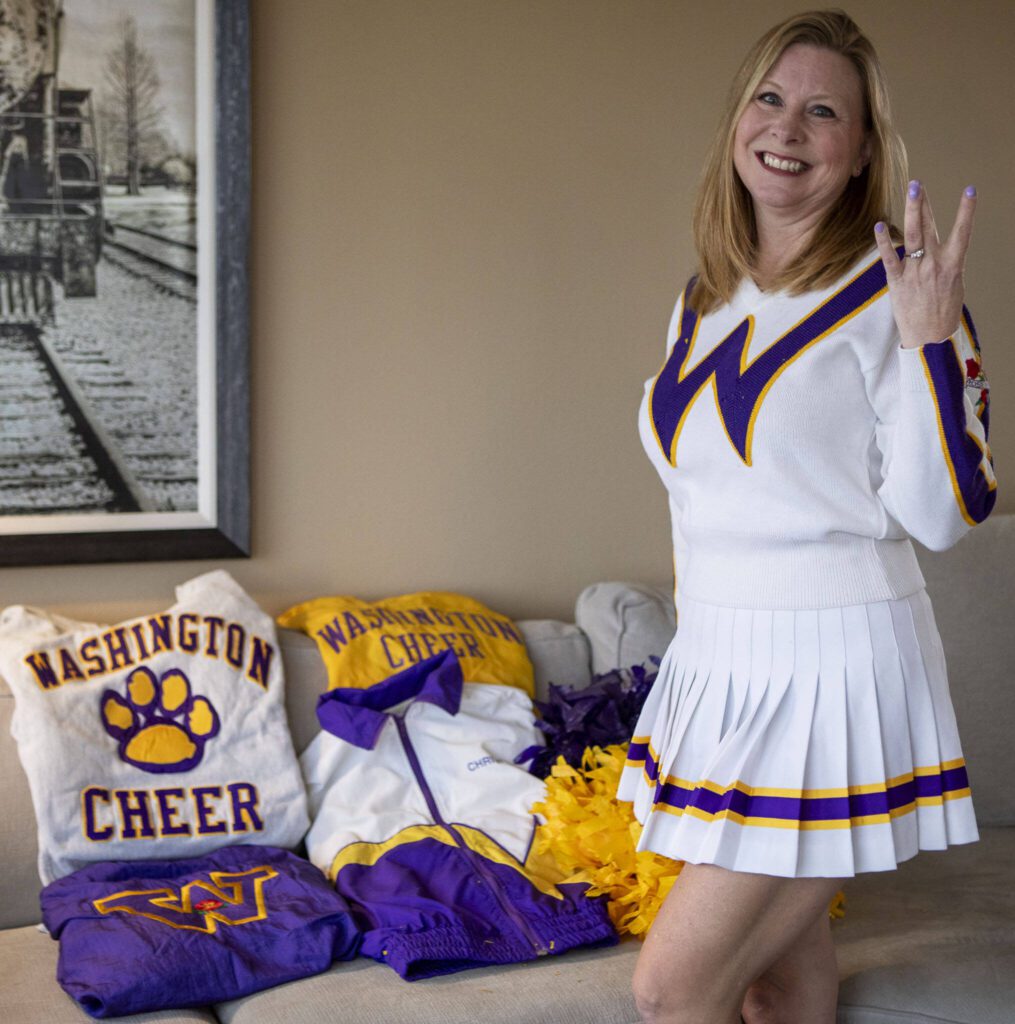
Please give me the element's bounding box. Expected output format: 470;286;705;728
919;326;996;527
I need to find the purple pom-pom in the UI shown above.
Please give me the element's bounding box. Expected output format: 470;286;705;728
516;659;659;778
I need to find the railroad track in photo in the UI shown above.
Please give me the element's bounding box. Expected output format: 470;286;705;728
0;260;199;517
102;221;197;304
0;321;139;514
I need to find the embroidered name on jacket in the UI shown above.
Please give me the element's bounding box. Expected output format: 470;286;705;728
650;259;888;466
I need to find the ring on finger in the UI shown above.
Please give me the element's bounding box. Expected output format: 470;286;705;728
903;248;926;260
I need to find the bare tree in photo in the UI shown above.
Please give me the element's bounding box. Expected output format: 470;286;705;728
99;15;169;194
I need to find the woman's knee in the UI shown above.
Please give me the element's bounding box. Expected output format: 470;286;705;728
741;975;783;1024
632;960;739;1024
632;958;679;1022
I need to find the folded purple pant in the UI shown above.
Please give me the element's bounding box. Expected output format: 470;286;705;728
42;845;360;1018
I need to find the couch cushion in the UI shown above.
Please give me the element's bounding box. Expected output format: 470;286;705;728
215;940;641;1024
516;619;593;701
0;922;219;1022
279;628;329;755
0;687;43;930
835;825;1015;1024
838;956;1015;1024
575;582;674;676
915;515;1015;826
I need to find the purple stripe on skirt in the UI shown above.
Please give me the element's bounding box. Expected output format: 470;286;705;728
652;762;969;823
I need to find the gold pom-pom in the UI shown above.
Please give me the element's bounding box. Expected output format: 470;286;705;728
532;743;846;938
532;744;681;937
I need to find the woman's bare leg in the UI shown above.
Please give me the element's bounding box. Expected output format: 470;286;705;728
631;863;844;1024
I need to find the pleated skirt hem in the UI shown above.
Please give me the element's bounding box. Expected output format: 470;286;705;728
617;589;979;878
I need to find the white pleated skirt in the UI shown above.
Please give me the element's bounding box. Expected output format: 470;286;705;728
616;590;979;878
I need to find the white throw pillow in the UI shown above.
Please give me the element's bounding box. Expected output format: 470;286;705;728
574;582;675;675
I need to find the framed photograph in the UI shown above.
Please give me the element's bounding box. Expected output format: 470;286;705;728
0;0;250;566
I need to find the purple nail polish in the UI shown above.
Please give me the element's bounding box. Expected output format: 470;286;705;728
965;185;977;197
875;222;885;233
908;180;920;199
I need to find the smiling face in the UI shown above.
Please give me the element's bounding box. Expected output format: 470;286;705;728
733;43;871;231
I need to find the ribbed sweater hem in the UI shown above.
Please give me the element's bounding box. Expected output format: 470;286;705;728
680;535;925;610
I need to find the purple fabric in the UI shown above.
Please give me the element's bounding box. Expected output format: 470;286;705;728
516;662;658;778
652;763;971;823
334;835;616;980
316;650;463;750
650;259;889;466
41;845;360;1018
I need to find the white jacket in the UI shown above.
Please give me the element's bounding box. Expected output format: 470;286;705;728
300;650;616;979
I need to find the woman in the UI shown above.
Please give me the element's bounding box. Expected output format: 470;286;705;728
618;11;994;1024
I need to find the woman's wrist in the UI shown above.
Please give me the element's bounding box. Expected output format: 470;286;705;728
897;322;959;349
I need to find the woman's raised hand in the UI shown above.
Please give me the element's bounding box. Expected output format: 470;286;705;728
873;181;976;349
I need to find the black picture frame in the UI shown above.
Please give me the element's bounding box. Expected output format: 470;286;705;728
1;0;250;568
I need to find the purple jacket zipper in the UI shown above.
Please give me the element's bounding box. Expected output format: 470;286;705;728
394;715;548;956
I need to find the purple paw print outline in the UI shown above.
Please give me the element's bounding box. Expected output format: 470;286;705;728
101;666;221;774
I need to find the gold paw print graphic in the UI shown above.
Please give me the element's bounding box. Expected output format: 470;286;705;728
101;667;220;774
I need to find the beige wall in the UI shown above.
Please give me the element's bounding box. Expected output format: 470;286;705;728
3;0;1012;624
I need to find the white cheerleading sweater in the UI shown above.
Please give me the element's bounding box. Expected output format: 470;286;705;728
0;571;310;884
640;251;995;610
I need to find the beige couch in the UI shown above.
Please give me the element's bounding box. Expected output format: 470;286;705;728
2;517;1013;1023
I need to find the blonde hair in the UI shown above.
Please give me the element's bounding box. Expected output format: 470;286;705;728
690;9;907;314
